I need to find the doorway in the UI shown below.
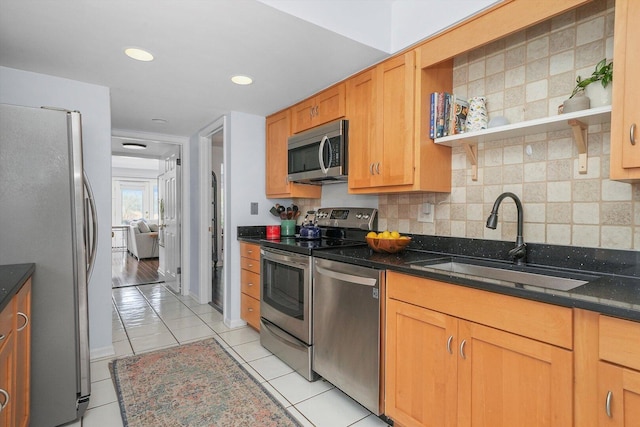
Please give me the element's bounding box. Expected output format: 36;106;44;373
111;139;183;292
210;129;224;311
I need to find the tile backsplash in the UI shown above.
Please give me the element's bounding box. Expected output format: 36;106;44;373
299;0;638;251
378;0;640;251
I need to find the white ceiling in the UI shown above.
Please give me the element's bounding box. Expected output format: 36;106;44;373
0;0;497;139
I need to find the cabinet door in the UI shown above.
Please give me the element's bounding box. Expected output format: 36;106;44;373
15;280;31;427
265;110;291;196
347;69;377;189
376;51;415;187
0;332;14;427
291;98;316;135
313;83;345;128
611;0;640;179
386;299;458;427
598;362;640;426
457;320;573;427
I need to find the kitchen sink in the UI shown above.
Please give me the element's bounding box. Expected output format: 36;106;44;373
408;259;597;292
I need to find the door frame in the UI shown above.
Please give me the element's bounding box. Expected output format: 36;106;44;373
198;116;227;306
111;129;190;296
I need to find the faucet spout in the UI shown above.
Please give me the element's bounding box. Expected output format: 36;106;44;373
486;192;526;265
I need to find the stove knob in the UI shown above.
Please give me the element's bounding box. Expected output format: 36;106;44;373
356;213;362;219
363;214;370;220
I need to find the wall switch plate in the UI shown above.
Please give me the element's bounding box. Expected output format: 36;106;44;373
250;202;258;215
417;202;434;223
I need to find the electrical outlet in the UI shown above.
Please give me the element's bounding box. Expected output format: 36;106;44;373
417;202;434;223
250;202;258;215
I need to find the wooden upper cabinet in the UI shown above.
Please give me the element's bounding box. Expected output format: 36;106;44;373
265;109;321;199
347;52;417;191
291;83;345;134
610;0;640;181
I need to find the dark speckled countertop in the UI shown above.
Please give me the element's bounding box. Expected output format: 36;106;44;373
0;263;35;312
312;244;640;322
238;226;640;322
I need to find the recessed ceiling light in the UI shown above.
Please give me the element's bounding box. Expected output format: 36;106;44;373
231;75;253;85
124;47;154;62
122;142;148;150
151;118;168;124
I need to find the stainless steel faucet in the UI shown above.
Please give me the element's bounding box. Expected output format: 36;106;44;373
486;192;526;265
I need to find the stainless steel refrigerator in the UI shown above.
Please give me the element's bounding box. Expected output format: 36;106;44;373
0;103;97;426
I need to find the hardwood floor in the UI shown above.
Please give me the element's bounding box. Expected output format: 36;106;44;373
112;251;162;288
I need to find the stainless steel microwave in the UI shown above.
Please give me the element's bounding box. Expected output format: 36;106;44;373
287;119;348;184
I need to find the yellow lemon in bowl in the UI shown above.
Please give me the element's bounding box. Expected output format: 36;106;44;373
390;231;400;239
366;231;377;238
380;230;392;239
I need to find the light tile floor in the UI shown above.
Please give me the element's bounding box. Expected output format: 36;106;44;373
66;283;389;427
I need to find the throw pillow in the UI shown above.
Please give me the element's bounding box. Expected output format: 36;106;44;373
149;223;159;232
138;221;150;233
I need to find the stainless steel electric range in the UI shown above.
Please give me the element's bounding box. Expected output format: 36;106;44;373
259;207;377;381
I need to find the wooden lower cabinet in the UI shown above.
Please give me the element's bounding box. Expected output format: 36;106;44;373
0;277;31;427
240;242;261;330
596;315;640;426
385;272;573;427
15;280;31;427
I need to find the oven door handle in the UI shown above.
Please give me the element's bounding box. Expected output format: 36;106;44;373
262;248;309;268
261;319;309;351
315;264;378;287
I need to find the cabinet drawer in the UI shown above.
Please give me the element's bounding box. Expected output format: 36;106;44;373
600;315;640;371
387;271;573;349
241;269;260;299
0;299;15;351
240;242;260;261
241;256;260;274
241;293;260;331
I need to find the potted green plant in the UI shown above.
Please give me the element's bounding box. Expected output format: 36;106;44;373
562;59;613;113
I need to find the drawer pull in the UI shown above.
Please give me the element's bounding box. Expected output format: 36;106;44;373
248;308;254;312
248;283;254;287
446;335;453;354
0;334;4;341
17;312;29;331
631;123;637;146
605;390;613;418
248;263;253;268
0;389;9;412
460;339;467;359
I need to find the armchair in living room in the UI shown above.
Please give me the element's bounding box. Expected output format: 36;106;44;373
127;220;159;260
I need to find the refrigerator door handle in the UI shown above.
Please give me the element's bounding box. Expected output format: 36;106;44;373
83;172;98;280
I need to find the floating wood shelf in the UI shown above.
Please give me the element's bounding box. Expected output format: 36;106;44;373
434;106;612;179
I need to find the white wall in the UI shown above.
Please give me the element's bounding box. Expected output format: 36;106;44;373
259;0;499;53
0;66;113;358
224;111;270;326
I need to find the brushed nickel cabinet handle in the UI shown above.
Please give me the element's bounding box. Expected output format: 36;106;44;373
460;339;467;359
446;335;454;354
248;283;254;287
248;307;254;312
605;390;613;418
369;163;375;176
0;389;9;411
376;162;381;175
17;312;29;332
631;123;637;146
0;334;4;341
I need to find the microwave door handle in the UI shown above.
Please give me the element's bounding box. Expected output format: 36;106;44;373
318;135;331;174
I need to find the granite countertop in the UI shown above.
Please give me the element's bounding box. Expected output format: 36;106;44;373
239;225;640;322
312;246;640;322
0;263;35;312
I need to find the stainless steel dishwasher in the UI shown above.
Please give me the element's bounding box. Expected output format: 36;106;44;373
312;257;383;415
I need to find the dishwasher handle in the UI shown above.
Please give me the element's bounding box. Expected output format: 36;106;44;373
315;264;378;287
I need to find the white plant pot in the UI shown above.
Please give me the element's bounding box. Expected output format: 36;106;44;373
585;83;612;107
562;95;590;114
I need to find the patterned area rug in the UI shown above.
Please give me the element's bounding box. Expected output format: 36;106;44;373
110;338;302;427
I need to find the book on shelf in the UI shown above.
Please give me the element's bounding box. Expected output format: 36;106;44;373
429;92;469;138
